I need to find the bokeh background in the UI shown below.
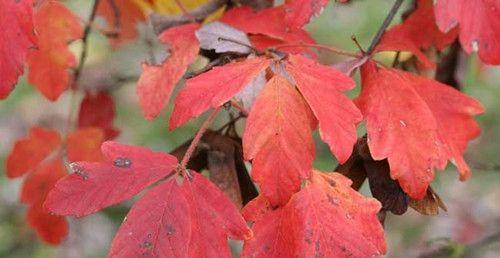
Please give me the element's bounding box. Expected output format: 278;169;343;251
0;1;499;257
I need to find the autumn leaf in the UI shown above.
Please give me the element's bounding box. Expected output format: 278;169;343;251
78;91;120;140
45;141;177;217
137;23;200;120
170;56;271;129
66;128;105;162
0;0;36;99
27;203;68;245
377;0;458;68
97;0;146;45
21;159;68;245
284;54;362;163
434;0;500;65
220;6;318;57
6;127;61;178
284;0;329;29
242;171;386;258
108;173;251;258
356;61;484;199
27;0;83;101
196;21;252;54
243;75;316;206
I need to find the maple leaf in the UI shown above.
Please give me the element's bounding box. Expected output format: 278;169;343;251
243;75;316;206
284;0;329;29
78;91;120;140
284;54;362;163
27;203;69;245
6;126;105;244
66;127;105;162
27;0;83;101
108;173;252;258
356;61;484;199
97;0;146;45
377;0;458;68
170;56;271;129
220;6;318;57
434;0;500;65
21;159;68;244
45;141;177;217
242;171;386;258
0;0;36;99
137;23;200;120
6;127;61;178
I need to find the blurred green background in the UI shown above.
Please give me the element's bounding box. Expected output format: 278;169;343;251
0;1;499;257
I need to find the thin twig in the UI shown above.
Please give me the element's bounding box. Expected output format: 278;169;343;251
273;43;360;58
180;107;221;167
174;0;196;22
64;0;101;134
365;0;404;55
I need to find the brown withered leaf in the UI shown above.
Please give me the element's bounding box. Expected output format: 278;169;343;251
335;138;367;191
170;130;258;207
409;187;447;215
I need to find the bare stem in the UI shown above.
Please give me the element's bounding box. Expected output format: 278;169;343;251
180;107;221;167
365;0;404;55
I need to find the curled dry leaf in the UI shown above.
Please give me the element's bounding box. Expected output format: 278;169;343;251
196;21;252;54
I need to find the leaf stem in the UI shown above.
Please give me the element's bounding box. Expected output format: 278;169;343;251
180;107;221;168
273;43;360;58
365;0;404;56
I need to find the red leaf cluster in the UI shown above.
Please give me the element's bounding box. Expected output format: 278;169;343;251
6;127;105;244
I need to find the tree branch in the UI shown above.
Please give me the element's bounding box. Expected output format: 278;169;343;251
365;0;404;55
150;0;227;34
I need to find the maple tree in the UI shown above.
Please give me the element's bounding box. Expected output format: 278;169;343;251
1;0;498;257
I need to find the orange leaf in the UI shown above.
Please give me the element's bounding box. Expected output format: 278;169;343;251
285;54;362;163
6;127;61;178
137;23;200;119
97;0;146;46
66;127;105;162
243;75;315;206
0;0;37;99
242;171;386;258
170;56;271;129
27;0;83;101
27;203;68;245
356;61;484;198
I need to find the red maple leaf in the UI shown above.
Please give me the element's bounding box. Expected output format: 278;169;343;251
27;0;83;101
0;0;36;99
284;54;362;163
356;60;484;199
108;173;252;258
243;74;316;206
377;0;458;68
78;91;120;140
242;171;386;258
434;0;500;65
6;127;105;244
170;56;271;129
137;23;200;119
45;141;251;256
284;0;329;29
45;141;177;217
220;5;319;57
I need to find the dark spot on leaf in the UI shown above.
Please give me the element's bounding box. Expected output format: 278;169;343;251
70;164;88;180
142;240;152;249
114;157;132;168
166;224;175;235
